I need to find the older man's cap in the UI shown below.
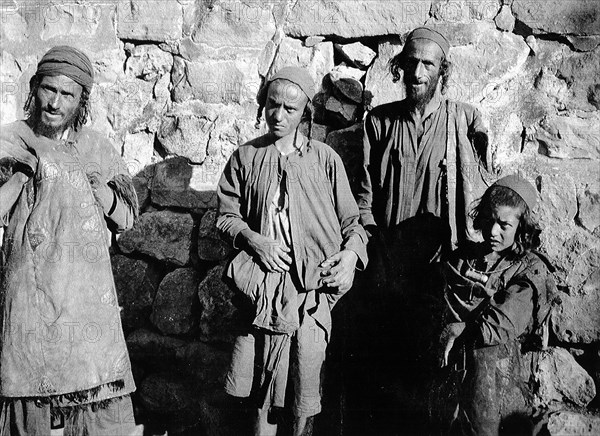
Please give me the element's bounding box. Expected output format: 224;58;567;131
493;175;538;210
259;66;316;103
36;46;94;92
405;27;450;58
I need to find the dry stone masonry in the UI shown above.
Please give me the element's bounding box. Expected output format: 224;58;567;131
1;0;599;433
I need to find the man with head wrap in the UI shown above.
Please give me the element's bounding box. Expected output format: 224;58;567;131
217;66;368;435
0;46;139;435
350;27;492;433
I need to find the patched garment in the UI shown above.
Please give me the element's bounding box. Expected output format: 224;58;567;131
0;121;136;402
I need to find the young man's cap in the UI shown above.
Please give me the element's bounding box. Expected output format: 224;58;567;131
258;66;316;103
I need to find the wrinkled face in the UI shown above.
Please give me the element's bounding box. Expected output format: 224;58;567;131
34;74;82;139
402;39;443;109
265;79;308;139
481;205;522;253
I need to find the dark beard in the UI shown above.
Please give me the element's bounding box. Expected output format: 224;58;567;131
404;74;440;114
29;100;78;140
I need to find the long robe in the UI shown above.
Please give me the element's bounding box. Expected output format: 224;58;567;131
0;120;136;406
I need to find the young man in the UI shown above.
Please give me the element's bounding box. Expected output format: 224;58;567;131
217;66;367;436
0;46;139;435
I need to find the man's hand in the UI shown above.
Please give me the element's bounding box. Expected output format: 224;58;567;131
242;229;292;273
320;250;358;293
87;172;114;212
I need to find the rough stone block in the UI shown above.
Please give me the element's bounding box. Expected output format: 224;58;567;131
325;95;359;127
189;0;276;49
158;112;212;164
197;265;237;343
283;0;431;38
494;4;515;32
547;411;600;436
117;0;183;41
151;268;200;335
127;329;187;362
335;42;376;69
151;157;219;210
197;210;232;262
326;123;363;192
118;210;194;266
577;185;600;233
364;37;405;110
123;131;155;177
513;0;600;36
534;347;596;409
330;64;365;104
535;115;600;160
174;58;259;105
269;38;334;92
112;256;159;334
124;44;173;82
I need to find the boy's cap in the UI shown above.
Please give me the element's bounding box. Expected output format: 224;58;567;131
258;66;316;103
493;175;538;210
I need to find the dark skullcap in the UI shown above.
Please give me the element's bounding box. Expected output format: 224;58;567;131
405;27;450;58
493;175;538;210
258;66;316;103
36;46;94;92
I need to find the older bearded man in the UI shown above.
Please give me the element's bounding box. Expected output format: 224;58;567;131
346;27;492;433
0;46;139;435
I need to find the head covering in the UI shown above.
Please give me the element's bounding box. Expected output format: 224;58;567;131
493;175;538;210
404;27;450;58
36;46;94;92
258;66;316;103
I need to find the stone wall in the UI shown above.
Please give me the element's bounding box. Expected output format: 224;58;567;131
1;0;599;434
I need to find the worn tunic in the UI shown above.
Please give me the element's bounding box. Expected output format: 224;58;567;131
217;134;368;308
358;98;490;249
0;121;136;404
438;243;554;436
218;134;368;416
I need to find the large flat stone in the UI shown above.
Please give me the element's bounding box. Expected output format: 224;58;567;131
151;268;200;335
117;0;183;41
118;210;194;266
513;0;600;36
282;0;431;38
189;0;276;49
173;58;259;105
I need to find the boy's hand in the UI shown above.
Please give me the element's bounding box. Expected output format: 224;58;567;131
439;322;466;367
242;230;292;273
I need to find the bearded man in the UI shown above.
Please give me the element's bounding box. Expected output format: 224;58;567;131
348;27;491;433
0;46;139;435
